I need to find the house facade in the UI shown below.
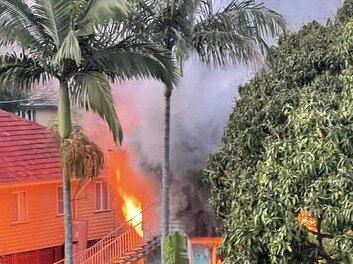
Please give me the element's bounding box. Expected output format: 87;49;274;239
0;110;121;264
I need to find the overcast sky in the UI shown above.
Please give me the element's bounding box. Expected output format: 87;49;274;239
259;0;343;28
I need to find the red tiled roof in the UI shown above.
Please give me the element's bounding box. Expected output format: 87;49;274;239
0;109;61;183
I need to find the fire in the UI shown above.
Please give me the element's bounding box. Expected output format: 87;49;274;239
115;167;143;237
82;106;158;241
109;150;157;239
121;187;143;237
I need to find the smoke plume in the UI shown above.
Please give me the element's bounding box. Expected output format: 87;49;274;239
82;1;343;237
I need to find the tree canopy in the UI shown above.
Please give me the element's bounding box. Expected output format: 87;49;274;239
203;1;353;263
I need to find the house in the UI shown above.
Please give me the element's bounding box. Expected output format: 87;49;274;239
17;85;58;126
0;85;58;126
0;110;121;264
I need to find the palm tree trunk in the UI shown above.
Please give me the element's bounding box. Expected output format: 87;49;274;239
63;166;73;264
59;82;73;264
161;87;171;264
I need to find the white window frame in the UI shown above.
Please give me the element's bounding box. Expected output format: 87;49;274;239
57;186;64;216
11;190;28;223
95;181;110;212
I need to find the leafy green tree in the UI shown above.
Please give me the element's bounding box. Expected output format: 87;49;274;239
203;1;353;263
125;2;286;261
0;0;178;263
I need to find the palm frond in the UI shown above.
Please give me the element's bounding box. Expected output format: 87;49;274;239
87;38;179;88
192;29;258;66
53;30;82;66
194;0;287;66
77;0;130;36
120;0;157;38
70;71;123;145
171;27;190;68
0;0;45;48
92;22;130;49
198;0;212;17
175;0;199;15
32;0;71;47
0;53;49;93
231;0;287;40
134;0;156;17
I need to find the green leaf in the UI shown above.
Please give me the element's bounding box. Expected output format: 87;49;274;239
202;5;353;263
0;0;45;48
53;30;82;65
88;39;179;89
194;0;287;66
0;53;48;93
77;0;130;36
32;0;70;47
70;71;123;145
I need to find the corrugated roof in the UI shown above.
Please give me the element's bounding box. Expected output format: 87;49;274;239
20;84;58;108
0;109;61;183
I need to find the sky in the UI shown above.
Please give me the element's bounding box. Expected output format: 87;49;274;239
259;0;343;29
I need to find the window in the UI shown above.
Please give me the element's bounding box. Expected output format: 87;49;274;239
11;191;27;223
57;186;64;215
95;182;109;212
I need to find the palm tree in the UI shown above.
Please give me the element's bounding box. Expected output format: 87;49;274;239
126;0;287;262
0;0;178;263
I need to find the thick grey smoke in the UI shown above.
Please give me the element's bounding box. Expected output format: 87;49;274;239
84;0;343;237
108;61;253;237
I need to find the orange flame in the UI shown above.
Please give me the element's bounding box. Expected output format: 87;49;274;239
82;110;158;240
122;196;143;237
108;150;157;239
115;167;143;237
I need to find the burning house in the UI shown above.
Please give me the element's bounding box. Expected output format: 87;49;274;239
0;110;126;263
76;80;224;263
0;78;224;264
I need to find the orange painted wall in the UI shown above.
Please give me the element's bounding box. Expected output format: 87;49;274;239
0;182;64;255
0;178;120;256
74;179;120;241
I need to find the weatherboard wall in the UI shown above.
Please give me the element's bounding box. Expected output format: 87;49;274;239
0;179;120;256
0;182;64;255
